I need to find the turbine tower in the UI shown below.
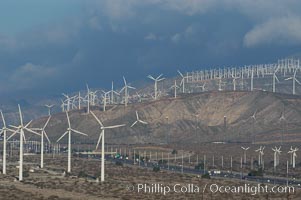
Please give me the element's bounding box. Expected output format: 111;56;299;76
170;80;180;98
120;76;135;107
272;146;281;171
8;105;40;181
255;146;265;166
57;112;88;173
272;66;280;93
0;110;14;175
31;116;51;168
178;70;187;93
285;69;301;95
147;74;165;100
288;147;298;169
90;111;125;182
241;146;249;164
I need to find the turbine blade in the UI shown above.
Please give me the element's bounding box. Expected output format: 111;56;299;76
177;70;183;77
24;120;32;128
43;116;51;130
66;112;71;128
22;132;26;143
123;76;127;85
7;129;19;140
95;130;103;150
71;129;88;136
147;75;155;81
136;111;139;120
104;124;125;129
296;78;301;85
18;104;24;126
90;111;104;127
43;131;51;143
139;120;148;125
24;128;41;136
57;131;68;142
0;110;6;127
130;121;138;127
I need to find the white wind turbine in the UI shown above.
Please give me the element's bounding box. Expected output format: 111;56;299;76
31;116;51;168
250;110;257;144
288;147;298;169
86;84;90;113
120;76;135;107
0;110;15;175
178;70;188;93
170;80;180;98
7;104;40;181
241;146;249;164
57;112;88;173
255;146;265;166
279;111;286;145
196;83;206;92
90;111;125;182
231;75;239;91
147;74;165;100
250;69;254;91
101;90;110;111
131;111;148;127
109;81;120;104
272;66;280;93
285;69;301;95
272;146;281;170
45;104;54;116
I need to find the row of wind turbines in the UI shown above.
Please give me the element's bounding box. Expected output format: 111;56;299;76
57;60;301;116
241;146;299;170
0;104;148;182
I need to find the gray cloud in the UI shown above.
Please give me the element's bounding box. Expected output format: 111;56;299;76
244;16;301;47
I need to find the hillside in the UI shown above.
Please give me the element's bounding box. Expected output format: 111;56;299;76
27;91;301;145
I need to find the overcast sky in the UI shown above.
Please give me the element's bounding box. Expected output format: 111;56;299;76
0;0;301;98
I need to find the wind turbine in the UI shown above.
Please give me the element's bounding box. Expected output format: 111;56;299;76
170;80;180;98
288;147;298;169
147;74;165;100
231;75;239;91
241;146;249;164
272;146;281;170
7;105;40;181
120;76;135;107
178;70;187;93
250;69;254;91
255;146;265;166
131;111;148;127
196;83;206;92
31;116;51;168
101;90;110;112
45;104;54;116
57;112;88;173
86;84;90;113
285;69;301;95
0;110;15;174
90;111;125;182
109;81;120;104
272;66;280;93
279;111;286;145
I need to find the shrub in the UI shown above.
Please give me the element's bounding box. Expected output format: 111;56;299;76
201;173;210;179
115;161;123;166
248;168;263;177
78;171;88;178
153;166;160;172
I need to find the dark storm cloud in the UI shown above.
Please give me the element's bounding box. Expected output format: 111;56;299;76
0;0;301;97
